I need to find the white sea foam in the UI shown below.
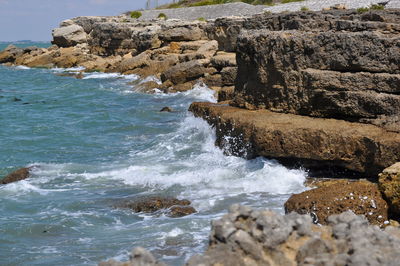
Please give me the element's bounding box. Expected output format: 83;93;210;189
15;65;30;70
83;72;139;80
73;114;306;211
51;66;85;73
182;83;217;103
140;75;162;85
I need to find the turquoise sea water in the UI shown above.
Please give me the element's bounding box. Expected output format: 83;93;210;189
0;42;307;265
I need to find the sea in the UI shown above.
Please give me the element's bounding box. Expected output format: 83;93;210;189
0;42;307;265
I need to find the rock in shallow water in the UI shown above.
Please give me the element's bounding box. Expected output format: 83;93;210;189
1;167;32;185
114;196;196;218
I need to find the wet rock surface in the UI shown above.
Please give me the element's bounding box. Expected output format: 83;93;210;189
379;162;400;218
189;102;400;176
285;179;389;227
114;196;196;218
1;167;32;185
99;247;166;266
102;205;400;266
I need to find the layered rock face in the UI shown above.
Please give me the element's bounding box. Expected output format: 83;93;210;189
230;10;400;132
101;205;400;266
191;9;400;176
190;102;400;176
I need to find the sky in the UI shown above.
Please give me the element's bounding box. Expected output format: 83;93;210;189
0;0;172;42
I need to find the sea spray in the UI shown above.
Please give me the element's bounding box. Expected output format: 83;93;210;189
0;63;306;265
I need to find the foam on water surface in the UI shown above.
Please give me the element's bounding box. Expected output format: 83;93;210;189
0;64;307;265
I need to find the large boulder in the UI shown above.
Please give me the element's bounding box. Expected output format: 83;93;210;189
379;162;400;218
1;167;32;185
52;24;88;47
285;179;389;227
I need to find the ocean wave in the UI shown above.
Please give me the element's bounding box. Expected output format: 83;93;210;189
82;72;139;80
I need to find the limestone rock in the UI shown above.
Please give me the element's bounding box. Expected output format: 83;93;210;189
1;167;32;185
210;52;236;69
218;86;235;102
285;180;389;227
52;24;87;47
232;11;400;131
161;60;216;85
220;67;237;86
0;45;24;63
189;102;400;176
100;205;400;266
379;163;400;218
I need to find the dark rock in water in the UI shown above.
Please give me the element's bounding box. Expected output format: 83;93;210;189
13;97;22;102
167;205;196;218
285;179;389;227
99;247;166;266
115;196;195;217
160;106;172;112
1;167;32;185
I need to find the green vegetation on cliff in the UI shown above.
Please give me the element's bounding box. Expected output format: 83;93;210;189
163;0;275;8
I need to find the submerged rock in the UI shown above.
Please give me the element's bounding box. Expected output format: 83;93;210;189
99;247;166;266
379;162;400;218
115;196;196;218
1;167;32;185
160;106;173;112
285;179;389;227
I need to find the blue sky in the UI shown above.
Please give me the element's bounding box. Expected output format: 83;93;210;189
0;0;171;41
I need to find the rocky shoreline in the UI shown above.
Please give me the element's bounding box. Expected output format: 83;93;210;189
1;3;400;265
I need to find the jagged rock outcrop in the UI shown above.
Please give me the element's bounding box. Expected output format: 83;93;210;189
189;102;400;176
285;179;389;227
101;205;400;266
379;162;400;218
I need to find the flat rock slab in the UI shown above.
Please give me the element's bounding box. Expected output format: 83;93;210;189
189;102;400;176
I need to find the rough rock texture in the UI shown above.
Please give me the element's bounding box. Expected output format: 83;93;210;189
285;179;389;227
99;247;166;266
114;196;196;217
189;102;400;176
379;162;400;218
1;167;31;185
0;45;24;63
52;24;88;47
104;205;400;266
230;10;400;131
